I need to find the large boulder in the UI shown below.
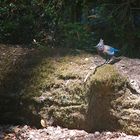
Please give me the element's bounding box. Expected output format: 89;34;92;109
86;64;140;135
0;44;140;135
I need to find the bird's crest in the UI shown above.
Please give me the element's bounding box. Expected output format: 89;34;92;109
95;38;104;51
96;38;104;47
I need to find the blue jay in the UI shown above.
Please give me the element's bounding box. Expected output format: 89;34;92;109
95;39;119;63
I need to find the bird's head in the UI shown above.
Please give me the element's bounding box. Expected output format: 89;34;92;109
95;38;104;48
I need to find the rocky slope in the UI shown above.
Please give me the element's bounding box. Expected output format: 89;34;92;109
0;44;140;136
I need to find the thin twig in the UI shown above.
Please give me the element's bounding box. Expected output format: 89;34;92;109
84;63;105;83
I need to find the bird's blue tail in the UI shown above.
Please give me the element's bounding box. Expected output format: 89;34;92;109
114;48;119;52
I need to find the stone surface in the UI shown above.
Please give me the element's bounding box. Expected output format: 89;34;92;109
86;64;140;135
1;125;140;140
115;57;140;94
0;44;140;135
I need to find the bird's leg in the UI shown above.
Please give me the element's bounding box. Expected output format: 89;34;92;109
108;56;121;64
107;56;112;64
104;59;109;64
108;56;115;64
106;58;110;64
110;56;115;61
104;54;109;64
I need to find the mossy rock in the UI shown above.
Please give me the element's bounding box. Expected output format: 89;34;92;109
0;44;90;128
0;44;140;135
86;65;140;135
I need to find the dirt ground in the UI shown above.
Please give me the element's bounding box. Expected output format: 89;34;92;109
1;125;140;140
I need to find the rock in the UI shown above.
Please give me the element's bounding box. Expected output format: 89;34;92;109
1;125;140;140
115;57;140;94
114;57;140;134
94;131;100;137
0;44;140;135
86;63;140;135
40;119;47;128
86;65;127;131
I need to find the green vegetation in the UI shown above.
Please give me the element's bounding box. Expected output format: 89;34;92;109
90;65;127;89
0;0;140;57
0;45;89;127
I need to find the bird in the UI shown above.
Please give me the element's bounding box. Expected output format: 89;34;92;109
95;39;119;63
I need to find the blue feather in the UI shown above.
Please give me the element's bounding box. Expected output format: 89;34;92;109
104;45;119;56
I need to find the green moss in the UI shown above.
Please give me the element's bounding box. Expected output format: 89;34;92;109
89;65;127;92
2;45;139;135
22;60;56;98
52;105;87;128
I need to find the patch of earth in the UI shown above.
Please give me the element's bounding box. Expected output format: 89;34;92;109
0;125;140;140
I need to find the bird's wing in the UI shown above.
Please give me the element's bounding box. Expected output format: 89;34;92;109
104;45;119;51
104;45;115;55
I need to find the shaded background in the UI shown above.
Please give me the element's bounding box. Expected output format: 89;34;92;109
0;0;140;57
